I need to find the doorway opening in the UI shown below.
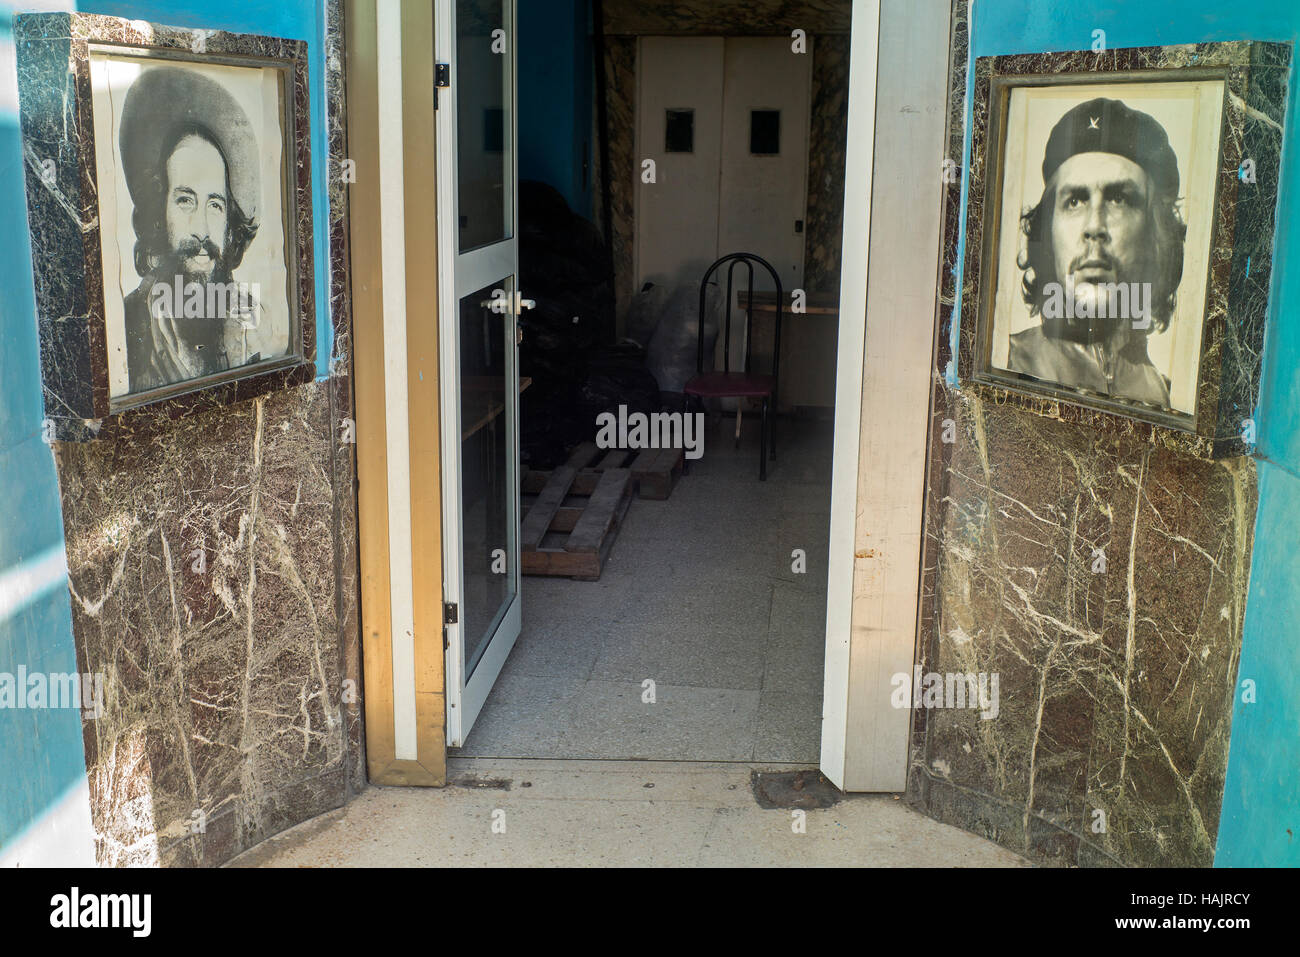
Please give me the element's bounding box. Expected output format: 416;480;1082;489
449;0;853;764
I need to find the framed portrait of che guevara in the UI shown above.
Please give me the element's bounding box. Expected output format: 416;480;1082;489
961;42;1292;458
15;13;315;439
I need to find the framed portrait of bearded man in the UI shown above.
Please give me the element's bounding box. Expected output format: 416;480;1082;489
962;43;1292;456
15;14;315;436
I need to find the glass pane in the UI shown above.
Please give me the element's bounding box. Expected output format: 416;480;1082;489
750;109;780;155
665;109;694;153
459;278;517;677
457;0;512;251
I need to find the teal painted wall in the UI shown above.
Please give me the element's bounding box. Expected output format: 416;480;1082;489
0;6;85;853
0;0;331;858
518;0;592;216
965;0;1300;866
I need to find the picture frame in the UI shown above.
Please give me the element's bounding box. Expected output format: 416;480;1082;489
15;13;315;440
959;42;1292;458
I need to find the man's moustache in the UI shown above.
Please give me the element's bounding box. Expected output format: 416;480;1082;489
175;238;222;260
1069;253;1116;274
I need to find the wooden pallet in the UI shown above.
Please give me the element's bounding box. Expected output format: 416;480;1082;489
523;441;683;500
520;465;634;580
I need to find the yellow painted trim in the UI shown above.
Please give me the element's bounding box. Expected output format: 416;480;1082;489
348;0;446;786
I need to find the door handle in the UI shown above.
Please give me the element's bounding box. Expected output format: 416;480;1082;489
479;292;536;315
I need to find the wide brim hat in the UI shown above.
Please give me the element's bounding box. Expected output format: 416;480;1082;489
118;65;260;222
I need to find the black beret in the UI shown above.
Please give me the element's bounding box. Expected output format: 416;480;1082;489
1042;97;1179;195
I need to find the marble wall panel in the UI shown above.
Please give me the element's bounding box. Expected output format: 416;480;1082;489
322;0;365;800
804;33;850;293
47;0;361;867
59;383;354;866
913;387;1255;866
597;37;638;328
908;2;1262;868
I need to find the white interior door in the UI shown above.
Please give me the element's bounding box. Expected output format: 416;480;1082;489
717;37;811;293
716;36;811;381
437;0;524;746
634;36;725;292
635;37;810;376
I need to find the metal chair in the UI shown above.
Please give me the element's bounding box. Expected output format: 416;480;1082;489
683;253;782;480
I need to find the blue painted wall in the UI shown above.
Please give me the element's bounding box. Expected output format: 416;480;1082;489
0;5;84;853
518;0;592;217
0;0;332;857
964;0;1300;867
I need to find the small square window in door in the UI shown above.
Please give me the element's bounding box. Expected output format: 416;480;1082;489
665;109;694;153
750;109;780;155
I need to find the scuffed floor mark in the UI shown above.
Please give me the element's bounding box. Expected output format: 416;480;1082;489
751;769;842;809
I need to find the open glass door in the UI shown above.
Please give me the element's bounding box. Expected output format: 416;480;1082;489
437;0;524;745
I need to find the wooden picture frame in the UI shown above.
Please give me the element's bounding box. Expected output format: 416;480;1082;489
959;42;1291;459
16;13;316;440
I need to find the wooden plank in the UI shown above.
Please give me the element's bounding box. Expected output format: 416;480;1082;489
576;475;635;581
521;548;601;579
630;448;661;474
524;469;602;496
565;441;601;469
631;447;683;500
596;448;629;470
549;506;583;533
567;469;632;553
520;466;576;551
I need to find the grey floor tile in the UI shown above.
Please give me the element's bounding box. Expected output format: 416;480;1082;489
457;673;587;757
501;616;607;680
592;620;766;690
754;688;823;763
557;680;761;761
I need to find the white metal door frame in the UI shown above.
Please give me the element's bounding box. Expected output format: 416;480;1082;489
435;0;524;747
821;0;951;791
820;0;880;789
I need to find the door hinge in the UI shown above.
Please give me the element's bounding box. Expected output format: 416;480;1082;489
442;601;457;649
434;62;450;109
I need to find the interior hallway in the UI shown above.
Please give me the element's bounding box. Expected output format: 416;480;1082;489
456;414;833;761
230;759;1032;867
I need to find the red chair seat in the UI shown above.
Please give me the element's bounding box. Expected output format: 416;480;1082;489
684;371;775;398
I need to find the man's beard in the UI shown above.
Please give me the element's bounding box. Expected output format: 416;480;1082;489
1050;283;1127;345
149;239;235;373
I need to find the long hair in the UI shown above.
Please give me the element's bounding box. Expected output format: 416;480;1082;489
131;122;258;279
1016;180;1186;333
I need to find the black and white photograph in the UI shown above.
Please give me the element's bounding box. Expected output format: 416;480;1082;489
90;52;294;400
983;79;1226;417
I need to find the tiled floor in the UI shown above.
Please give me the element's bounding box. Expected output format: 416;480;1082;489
456;413;833;763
